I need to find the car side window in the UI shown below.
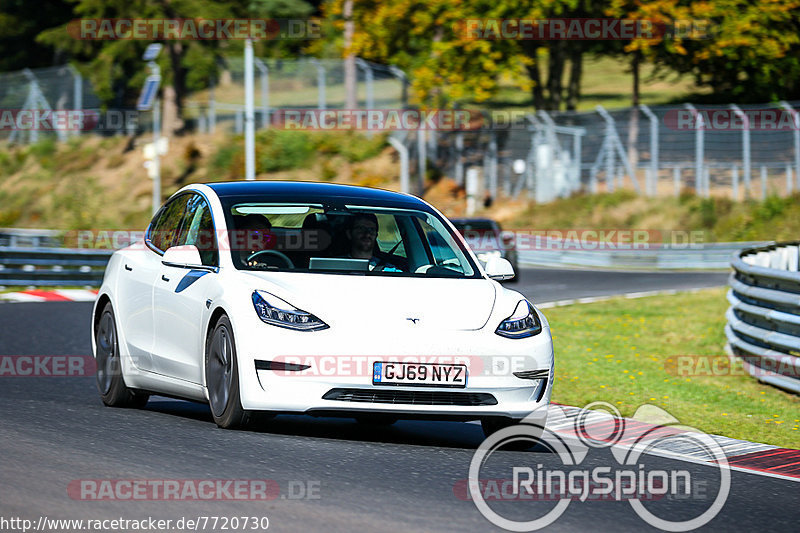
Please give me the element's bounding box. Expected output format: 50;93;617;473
180;194;218;267
375;213;406;258
149;194;191;253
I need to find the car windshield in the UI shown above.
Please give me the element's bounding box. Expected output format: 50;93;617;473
221;201;480;278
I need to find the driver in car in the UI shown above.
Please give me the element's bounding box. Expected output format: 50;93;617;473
346;213;404;272
235;214;273;267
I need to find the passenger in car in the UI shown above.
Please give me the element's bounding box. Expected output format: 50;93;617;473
345;213;405;272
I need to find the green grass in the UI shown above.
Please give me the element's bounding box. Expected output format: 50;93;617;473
546;288;800;448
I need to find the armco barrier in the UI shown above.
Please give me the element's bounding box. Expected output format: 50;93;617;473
0;247;113;287
518;241;769;270
726;242;800;394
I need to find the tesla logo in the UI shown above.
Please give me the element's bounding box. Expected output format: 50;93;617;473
406;317;420;324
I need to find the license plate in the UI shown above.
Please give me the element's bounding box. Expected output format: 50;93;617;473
372;362;467;388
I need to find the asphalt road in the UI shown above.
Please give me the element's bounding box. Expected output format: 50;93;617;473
2;268;795;533
513;267;730;304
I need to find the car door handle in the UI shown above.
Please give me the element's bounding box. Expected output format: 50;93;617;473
124;264;132;271
161;275;169;282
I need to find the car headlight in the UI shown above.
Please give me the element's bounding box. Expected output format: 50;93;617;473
495;300;542;339
251;291;329;331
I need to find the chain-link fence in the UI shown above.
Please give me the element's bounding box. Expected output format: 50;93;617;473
2;60;799;205
426;102;800;206
186;57;408;133
0;65;101;144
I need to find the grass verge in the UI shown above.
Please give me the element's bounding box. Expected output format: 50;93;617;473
546;288;800;449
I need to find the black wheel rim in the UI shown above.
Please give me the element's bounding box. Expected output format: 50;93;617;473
208;325;234;417
95;311;116;394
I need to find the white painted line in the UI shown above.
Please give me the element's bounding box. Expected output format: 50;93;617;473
536;287;717;309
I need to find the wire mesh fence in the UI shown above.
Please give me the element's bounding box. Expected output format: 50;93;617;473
1;60;799;205
430;101;800;207
0;65;101;144
186;57;407;133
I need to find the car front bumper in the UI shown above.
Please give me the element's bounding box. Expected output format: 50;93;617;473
233;316;554;421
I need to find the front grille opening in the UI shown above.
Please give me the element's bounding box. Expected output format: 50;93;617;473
322;388;497;406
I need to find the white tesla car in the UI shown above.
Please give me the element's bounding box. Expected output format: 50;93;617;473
92;181;554;437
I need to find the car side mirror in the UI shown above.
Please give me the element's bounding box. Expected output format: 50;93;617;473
484;256;515;281
162;244;203;268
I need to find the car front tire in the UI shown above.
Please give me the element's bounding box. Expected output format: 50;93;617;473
205;315;272;429
95;303;149;408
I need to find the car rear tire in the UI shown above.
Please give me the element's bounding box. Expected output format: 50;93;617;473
95;303;149;408
481;417;542;449
206;315;261;429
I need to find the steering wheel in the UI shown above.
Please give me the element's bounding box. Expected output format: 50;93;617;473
246;250;295;269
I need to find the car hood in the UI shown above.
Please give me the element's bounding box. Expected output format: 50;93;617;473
238;271;497;331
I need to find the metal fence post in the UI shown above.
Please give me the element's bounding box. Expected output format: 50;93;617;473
779;101;800;192
525;115;540;199
573;130;582;192
487;131;498;200
761;165;767;199
310;59;326;110
454;131;464;185
685;104;706;197
254;58;269;128
732;165;739;199
388;65;408;108
673;166;681;197
355;58;374;110
595;105;639;193
731;105;750;198
244;39;255;180
68;65;82;138
639;105;658;196
417;130;426;194
787;164;793;195
388;134;409;193
209;79;216;133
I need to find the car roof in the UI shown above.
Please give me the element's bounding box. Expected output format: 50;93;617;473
204;181;429;210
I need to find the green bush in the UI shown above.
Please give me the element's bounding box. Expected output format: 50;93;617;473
256;130;315;172
210;141;242;179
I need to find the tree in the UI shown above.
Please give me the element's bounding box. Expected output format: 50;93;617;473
609;0;800;102
0;0;73;71
38;0;234;133
322;0;613;110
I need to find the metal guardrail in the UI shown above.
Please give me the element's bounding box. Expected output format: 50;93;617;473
518;241;769;270
726;242;800;394
0;247;112;287
0;228;63;248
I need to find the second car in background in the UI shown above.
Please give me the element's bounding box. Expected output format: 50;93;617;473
450;218;519;283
